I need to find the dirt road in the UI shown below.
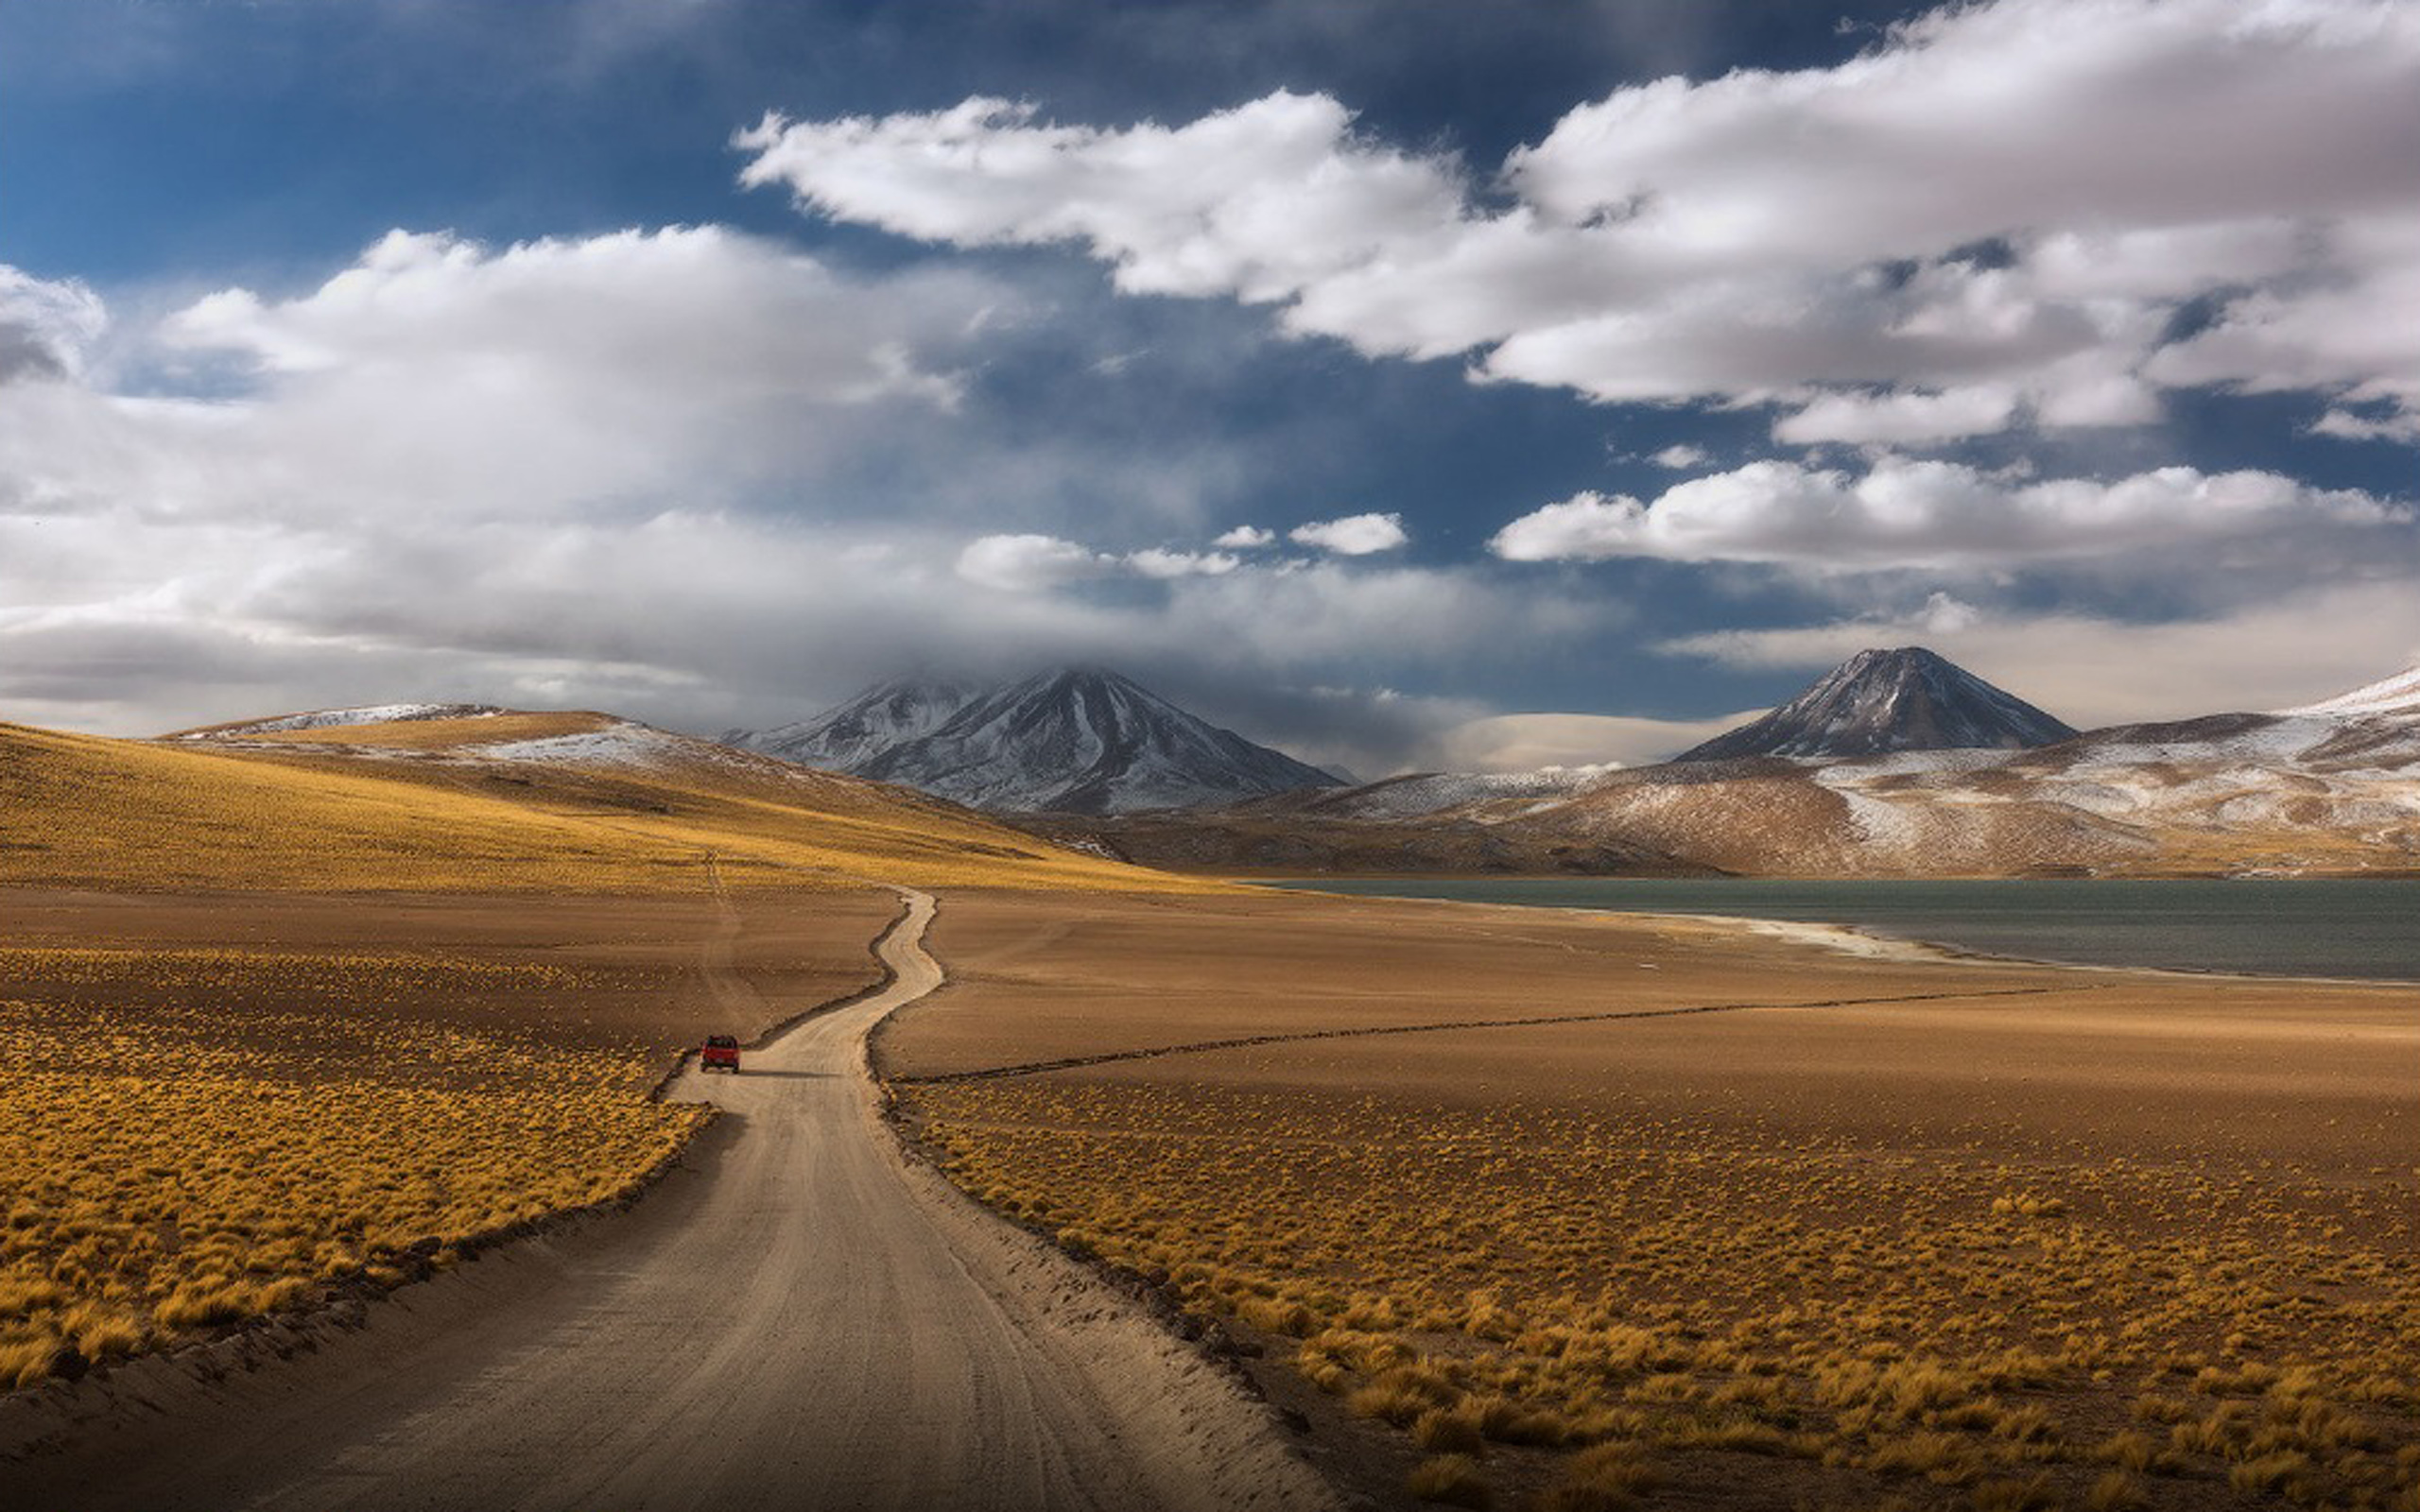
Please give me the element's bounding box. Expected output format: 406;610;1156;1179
11;890;1335;1512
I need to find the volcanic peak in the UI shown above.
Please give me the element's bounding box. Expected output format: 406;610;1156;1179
1670;646;2077;763
738;667;1340;815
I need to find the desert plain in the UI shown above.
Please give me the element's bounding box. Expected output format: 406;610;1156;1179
882;890;2420;1512
3;713;2416;1511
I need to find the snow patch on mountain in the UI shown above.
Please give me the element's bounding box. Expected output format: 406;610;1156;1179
2280;664;2420;721
1302;768;1604;820
185;703;503;738
725;677;977;768
474;723;690;768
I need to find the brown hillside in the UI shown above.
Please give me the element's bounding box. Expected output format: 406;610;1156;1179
0;716;1201;895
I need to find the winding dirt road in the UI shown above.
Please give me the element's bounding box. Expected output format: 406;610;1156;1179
10;890;1335;1512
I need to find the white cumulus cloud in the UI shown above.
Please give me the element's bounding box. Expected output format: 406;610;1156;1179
1489;457;2405;571
1211;524;1275;548
1289;511;1408;555
1125;546;1241;578
1773;386;2022;447
955;533;1113;592
739;0;2420;441
58;226;1004;532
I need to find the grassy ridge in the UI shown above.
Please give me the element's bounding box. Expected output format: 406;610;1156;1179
2;722;709;893
0;718;1201;893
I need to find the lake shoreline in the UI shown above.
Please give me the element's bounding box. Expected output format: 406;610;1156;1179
1250;876;2420;986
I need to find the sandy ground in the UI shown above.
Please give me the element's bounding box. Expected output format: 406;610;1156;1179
886;889;2418;1171
7;890;1337;1512
1;888;899;1055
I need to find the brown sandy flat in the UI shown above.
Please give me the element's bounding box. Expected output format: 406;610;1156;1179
888;890;2413;1174
3;887;899;1057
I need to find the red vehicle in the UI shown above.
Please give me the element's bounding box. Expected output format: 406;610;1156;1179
700;1035;741;1074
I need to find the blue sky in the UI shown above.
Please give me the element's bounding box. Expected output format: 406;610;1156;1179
4;0;2416;771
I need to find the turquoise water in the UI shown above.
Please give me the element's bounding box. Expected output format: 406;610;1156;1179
1258;878;2420;982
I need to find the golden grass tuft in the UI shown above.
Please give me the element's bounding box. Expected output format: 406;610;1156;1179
2083;1469;2150;1512
1414;1406;1491;1456
1530;1440;1660;1511
1349;1365;1459;1427
1406;1453;1493;1508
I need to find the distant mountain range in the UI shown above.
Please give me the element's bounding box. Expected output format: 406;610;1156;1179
1033;654;2420;879
162;648;2420;877
1672;646;2075;762
723;668;1341;816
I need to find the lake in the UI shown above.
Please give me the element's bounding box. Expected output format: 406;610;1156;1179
1258;877;2420;982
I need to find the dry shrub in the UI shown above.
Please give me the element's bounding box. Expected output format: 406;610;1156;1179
1964;1473;2058;1511
1350;1366;1457;1427
0;1336;64;1390
2227;1450;2311;1493
1235;1295;1317;1337
1406;1453;1491;1509
1865;1431;1986;1485
1992;1194;2068;1218
2095;1431;2168;1474
1464;1391;1576;1448
1530;1441;1658;1512
1991;1403;2057;1444
2083;1469;2149;1512
2129;1394;2192;1425
1819;1357;1984;1418
1414;1407;1490;1456
1669;1418;1791;1455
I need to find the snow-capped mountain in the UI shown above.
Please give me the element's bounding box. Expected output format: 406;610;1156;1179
1059;694;2420;879
722;676;977;768
2279;664;2420;721
1671;646;2076;763
748;667;1341;815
